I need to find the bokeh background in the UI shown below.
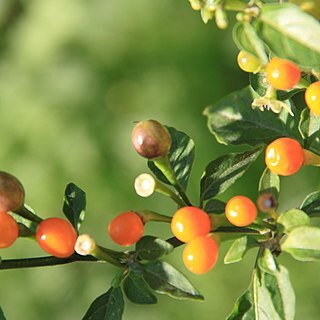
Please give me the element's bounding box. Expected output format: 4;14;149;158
0;0;319;319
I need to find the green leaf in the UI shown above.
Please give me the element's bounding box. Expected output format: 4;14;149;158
306;130;320;156
233;22;268;64
82;287;124;320
135;236;174;261
300;191;320;217
258;249;278;275
224;236;258;264
256;3;320;69
0;308;6;320
277;209;310;233
298;108;320;139
281;226;320;261
203;87;300;146
143;261;203;301
63;183;86;232
123;271;157;305
203;199;226;214
148;126;195;191
259;168;280;199
200;147;262;202
226;288;254;320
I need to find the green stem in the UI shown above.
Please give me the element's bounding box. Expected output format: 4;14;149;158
153;156;192;206
137;210;171;223
14;205;43;224
93;245;127;267
154;182;185;207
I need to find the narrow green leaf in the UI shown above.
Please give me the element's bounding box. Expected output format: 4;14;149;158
224;236;258;264
299;108;320;140
307;130;320;156
143;261;204;301
82;287;124;320
259;168;280;199
300;191;320;217
233;22;268;64
203;87;300;146
148;126;195;191
258;249;278;275
200;147;262;202
0;308;6;320
226;288;254;320
256;3;320;69
203;199;226;214
63;183;86;231
281;226;320;261
277;209;310;233
135;236;174;261
123;271;157;305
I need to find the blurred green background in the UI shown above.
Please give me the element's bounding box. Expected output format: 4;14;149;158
0;0;319;319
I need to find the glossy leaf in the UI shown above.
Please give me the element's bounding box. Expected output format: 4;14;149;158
200;147;262;202
259;168;280;199
281;226;320;261
258;249;278;275
300;191;320;217
82;287;124;320
123;271;157;305
204;87;300;146
299;108;320;139
136;236;173;261
0;308;6;320
63;183;86;231
306;130;320;156
226;288;254;320
203;199;226;214
224;236;258;264
143;261;203;300
277;209;310;233
256;3;320;69
233;22;268;64
148;126;195;191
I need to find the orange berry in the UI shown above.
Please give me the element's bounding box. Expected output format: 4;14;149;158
225;196;257;227
36;218;77;258
305;81;320;116
265;137;304;176
108;211;144;246
171;206;211;243
0;212;19;248
183;235;219;274
265;57;300;90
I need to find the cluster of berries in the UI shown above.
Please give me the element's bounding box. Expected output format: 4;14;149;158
238;51;320;115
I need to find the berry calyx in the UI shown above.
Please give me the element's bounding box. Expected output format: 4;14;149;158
183;235;219;274
171;206;211;243
265;57;300;90
265;137;304;176
108;211;144;246
225;196;257;227
36;217;78;258
131;120;171;159
257;192;278;213
305;81;320;115
0;172;25;212
0;212;19;248
237;50;261;73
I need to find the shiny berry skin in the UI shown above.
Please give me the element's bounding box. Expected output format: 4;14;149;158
305;81;320;116
131;120;171;159
225;196;257;227
265;57;300;90
108;211;144;246
36;218;78;258
237;51;261;73
183;235;219;274
265;137;304;176
0;212;19;248
171;206;211;243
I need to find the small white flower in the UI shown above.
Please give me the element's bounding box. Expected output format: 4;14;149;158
252;98;293;116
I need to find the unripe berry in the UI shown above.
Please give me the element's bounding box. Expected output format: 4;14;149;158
131;120;171;159
265;138;304;176
0;172;25;212
108;211;144;246
0;212;19;248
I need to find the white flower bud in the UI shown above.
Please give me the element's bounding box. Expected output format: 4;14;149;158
134;173;156;197
75;234;96;256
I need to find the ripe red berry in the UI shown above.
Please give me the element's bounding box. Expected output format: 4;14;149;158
225;196;257;227
108;211;144;246
171;206;211;243
265;57;300;90
131;120;171;159
305;81;320;116
265;137;304;176
36;218;78;258
0;212;19;248
183;235;219;274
